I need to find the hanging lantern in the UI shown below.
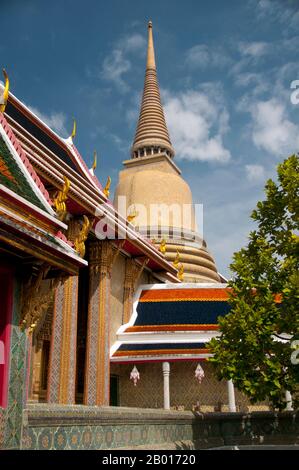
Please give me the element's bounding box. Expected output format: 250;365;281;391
130;365;140;386
195;363;205;383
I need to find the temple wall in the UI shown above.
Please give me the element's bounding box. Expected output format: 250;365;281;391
110;361;268;412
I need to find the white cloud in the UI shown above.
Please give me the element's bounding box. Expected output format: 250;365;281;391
245;164;265;182
101;49;131;93
238;41;269;57
123;33;146;52
255;0;299;29
185;44;231;69
231;43;270;77
101;33;146;93
234;72;269;96
249;98;299;157
28;106;67;136
163;88;231;162
231;36;299;80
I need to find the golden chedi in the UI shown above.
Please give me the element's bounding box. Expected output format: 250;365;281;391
114;21;220;283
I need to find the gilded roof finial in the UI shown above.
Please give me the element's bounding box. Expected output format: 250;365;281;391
71;118;76;140
89;151;97;176
92;150;97;171
103;176;111;198
0;69;9;113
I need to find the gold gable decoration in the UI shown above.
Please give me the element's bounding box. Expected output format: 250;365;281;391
53;176;70;220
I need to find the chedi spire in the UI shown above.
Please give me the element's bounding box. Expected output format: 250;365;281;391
131;21;174;159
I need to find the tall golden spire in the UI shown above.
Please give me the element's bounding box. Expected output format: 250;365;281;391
131;21;174;159
146;20;156;69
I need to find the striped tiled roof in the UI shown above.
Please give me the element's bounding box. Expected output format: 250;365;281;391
111;284;230;362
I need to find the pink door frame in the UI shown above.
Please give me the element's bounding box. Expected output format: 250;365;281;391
0;265;14;408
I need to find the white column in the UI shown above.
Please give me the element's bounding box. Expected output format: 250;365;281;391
227;379;236;412
162;362;170;410
285;390;293;410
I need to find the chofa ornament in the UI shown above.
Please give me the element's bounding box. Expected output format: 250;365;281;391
0;69;9;113
195;363;205;383
130;365;140;386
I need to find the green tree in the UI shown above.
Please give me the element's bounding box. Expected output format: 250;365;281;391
209;155;299;410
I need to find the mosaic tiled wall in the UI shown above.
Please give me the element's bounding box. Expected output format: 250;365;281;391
110;362;268;412
22;419;193;450
1;277;29;449
21;405;299;450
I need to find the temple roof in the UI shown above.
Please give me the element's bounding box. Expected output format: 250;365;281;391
0;113;87;273
131;22;175;158
3;95;104;194
111;283;230;362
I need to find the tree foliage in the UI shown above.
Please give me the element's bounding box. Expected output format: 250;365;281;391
209;155;299;410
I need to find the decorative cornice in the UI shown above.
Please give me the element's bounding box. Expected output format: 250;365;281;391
89;240;125;277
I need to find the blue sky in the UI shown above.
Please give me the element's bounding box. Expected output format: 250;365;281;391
1;0;299;277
